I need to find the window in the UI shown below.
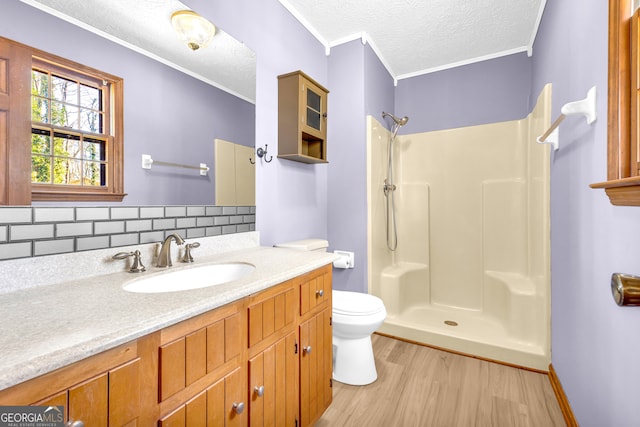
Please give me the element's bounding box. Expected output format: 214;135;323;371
591;0;640;205
0;36;124;204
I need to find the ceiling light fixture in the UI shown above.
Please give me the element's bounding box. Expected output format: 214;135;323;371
171;10;216;51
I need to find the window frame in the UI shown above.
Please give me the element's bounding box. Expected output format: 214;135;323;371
0;36;125;204
591;0;640;205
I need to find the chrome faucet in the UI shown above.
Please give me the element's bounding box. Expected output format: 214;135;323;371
157;233;185;267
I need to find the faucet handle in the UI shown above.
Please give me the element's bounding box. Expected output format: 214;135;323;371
181;242;200;263
113;250;146;273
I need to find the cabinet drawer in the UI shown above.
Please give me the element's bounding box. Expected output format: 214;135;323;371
248;285;295;348
300;264;332;316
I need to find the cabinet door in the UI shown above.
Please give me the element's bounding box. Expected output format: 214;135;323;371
225;367;247;427
300;79;327;141
39;358;140;427
248;331;298;426
68;373;108;427
299;308;332;427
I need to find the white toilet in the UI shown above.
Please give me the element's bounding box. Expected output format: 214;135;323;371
274;239;387;386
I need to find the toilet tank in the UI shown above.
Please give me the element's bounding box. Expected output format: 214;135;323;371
274;239;329;252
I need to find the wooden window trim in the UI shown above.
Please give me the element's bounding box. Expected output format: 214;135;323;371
590;0;640;205
0;36;125;204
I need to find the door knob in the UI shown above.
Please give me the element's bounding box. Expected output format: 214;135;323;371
254;385;265;397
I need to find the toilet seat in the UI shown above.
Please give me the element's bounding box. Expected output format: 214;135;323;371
333;290;385;316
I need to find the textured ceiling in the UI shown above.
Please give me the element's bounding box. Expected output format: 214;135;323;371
20;0;256;102
279;0;546;80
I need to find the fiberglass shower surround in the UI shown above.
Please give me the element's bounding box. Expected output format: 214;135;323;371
368;85;552;370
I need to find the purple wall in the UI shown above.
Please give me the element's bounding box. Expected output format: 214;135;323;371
326;40;394;292
326;40;367;292
183;0;330;247
396;53;532;134
1;1;255;206
532;1;640;426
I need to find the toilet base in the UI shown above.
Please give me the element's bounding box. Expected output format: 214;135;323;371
332;335;378;385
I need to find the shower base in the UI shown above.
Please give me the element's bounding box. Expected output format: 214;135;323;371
377;304;548;370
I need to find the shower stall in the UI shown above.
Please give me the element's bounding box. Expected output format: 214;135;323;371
367;86;551;370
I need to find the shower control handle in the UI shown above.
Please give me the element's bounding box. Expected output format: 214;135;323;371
316;289;324;297
303;346;312;354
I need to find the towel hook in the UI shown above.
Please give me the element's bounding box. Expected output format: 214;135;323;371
250;144;272;164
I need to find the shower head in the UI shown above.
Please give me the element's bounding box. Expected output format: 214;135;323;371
382;111;409;127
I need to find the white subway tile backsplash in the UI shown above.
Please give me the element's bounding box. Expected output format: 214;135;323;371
186;228;205;239
95;221;125;235
140;207;165;218
34;207;75;222
187;206;206;216
56;222;93;237
222;207;237;215
176;217;196;228
126;219;153;232
196;217;214;227
77;236;110;251
237;224;251;233
206;226;222;236
0;208;32;224
153;219;175;230
110;207;139;220
206;206;223;216
0;242;32;260
222;225;237;234
34;239;74;256
75;207;110;221
0;205;254;261
10;224;54;240
140;231;164;244
165;206;186;217
110;233;139;247
214;216;230;226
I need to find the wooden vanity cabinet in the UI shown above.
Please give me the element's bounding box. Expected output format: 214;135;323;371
297;265;333;427
158;299;247;426
247;279;299;426
278;71;329;164
0;335;156;427
0;265;333;427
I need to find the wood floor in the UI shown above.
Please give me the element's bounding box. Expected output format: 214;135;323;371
316;334;565;427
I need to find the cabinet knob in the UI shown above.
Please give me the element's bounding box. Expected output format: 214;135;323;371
66;421;85;427
316;289;324;297
232;402;245;414
303;345;312;354
254;385;265;397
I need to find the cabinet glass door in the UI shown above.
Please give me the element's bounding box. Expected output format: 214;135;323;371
306;88;322;131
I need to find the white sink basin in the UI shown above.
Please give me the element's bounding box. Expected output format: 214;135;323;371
123;262;255;293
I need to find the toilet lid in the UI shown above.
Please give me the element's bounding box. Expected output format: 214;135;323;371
332;290;385;316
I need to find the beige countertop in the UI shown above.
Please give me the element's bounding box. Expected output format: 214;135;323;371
0;245;337;391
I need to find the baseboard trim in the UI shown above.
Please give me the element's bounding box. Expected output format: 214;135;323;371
548;363;579;426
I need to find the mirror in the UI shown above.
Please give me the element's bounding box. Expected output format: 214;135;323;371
7;0;256;205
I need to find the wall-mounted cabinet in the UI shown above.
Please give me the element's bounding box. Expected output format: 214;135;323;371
278;71;329;164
